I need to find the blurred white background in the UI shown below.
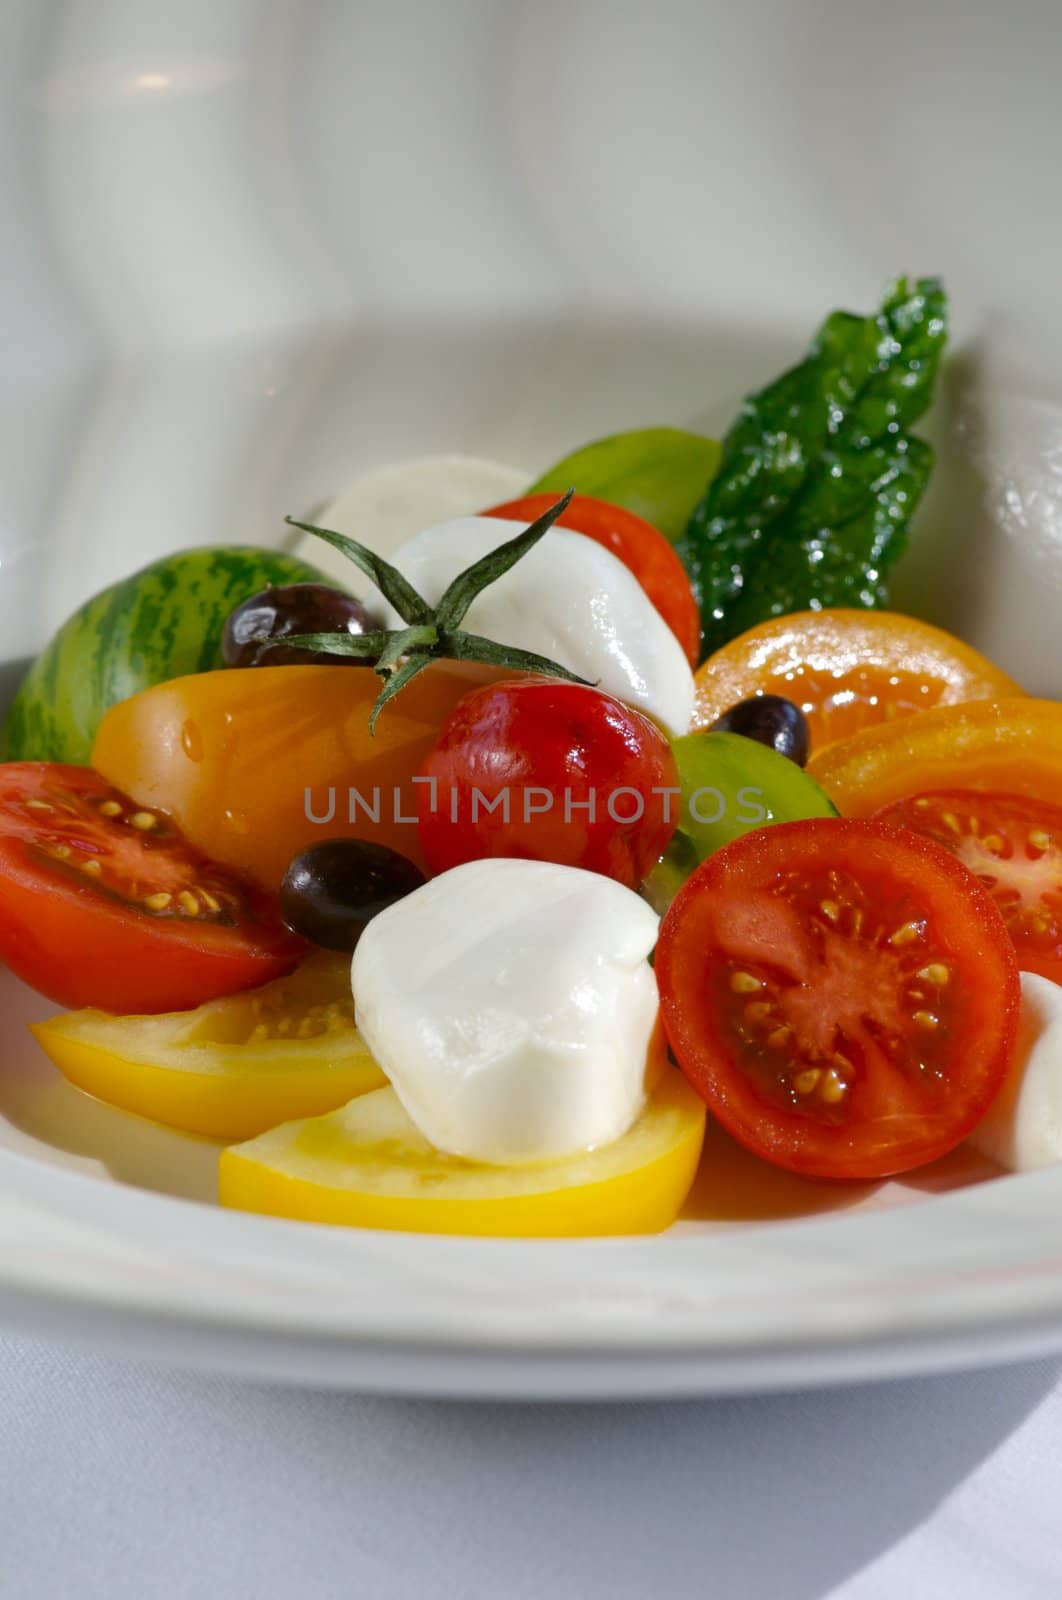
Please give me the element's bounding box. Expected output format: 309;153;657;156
4;0;1062;683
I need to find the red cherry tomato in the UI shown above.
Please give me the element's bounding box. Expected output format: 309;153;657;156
0;763;303;1013
655;817;1020;1179
416;679;679;888
875;790;1062;984
485;492;701;667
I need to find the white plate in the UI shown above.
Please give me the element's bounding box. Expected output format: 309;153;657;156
5;0;1062;1397
2;970;1062;1398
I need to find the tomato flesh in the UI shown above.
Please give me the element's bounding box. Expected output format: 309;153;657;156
0;764;303;1013
656;818;1020;1178
876;790;1062;984
485;492;701;667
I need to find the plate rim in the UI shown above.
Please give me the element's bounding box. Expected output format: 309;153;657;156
5;1112;1062;1396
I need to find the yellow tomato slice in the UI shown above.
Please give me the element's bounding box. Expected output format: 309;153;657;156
808;698;1062;818
31;953;385;1140
693;609;1021;753
219;1073;706;1237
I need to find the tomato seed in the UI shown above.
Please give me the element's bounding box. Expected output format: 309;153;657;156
819;899;841;923
793;1068;821;1094
143;892;172;911
177;890;200;915
81;859;102;876
820;1069;847;1104
130;811;159;832
889;921;924;946
730;971;763;994
913;1010;940;1031
98;800;123;818
917;963;950;987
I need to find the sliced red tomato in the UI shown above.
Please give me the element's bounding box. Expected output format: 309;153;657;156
0;764;303;1013
485;492;701;667
875;790;1062;985
655;818;1020;1179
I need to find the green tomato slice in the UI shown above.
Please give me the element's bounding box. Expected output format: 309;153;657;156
528;427;721;545
643;732;837;913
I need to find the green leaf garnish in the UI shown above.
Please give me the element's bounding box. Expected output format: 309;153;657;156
281;493;592;730
676;276;948;658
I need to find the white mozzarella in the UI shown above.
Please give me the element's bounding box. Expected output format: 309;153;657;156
970;972;1062;1171
288;455;530;592
376;515;695;733
351;859;664;1165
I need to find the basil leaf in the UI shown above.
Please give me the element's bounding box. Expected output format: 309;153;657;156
529;427;721;544
677;277;948;658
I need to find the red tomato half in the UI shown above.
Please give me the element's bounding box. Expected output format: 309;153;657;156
485;492;701;667
0;764;303;1013
875;790;1062;984
417;678;679;888
656;818;1020;1179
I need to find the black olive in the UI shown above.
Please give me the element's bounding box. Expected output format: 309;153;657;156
709;694;810;766
280;839;425;950
222;583;380;668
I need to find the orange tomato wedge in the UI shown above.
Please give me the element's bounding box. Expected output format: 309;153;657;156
92;661;504;889
807;698;1062;818
219;1073;706;1237
692;609;1021;753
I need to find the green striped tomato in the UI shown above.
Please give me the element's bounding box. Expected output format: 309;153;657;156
2;546;337;764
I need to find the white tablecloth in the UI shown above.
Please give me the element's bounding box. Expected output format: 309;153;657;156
0;1336;1059;1598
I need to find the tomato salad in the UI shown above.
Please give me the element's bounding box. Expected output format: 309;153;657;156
7;277;1062;1237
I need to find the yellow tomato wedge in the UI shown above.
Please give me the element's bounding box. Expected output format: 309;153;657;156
30;953;385;1140
219;1073;706;1237
808;698;1062;818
